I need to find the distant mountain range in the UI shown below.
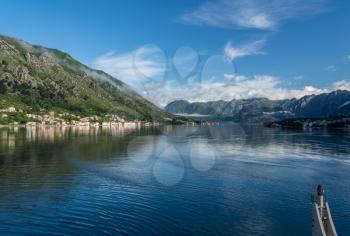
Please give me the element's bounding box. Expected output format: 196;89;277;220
165;90;350;122
0;35;179;122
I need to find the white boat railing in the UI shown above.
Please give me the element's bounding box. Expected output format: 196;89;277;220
311;185;337;236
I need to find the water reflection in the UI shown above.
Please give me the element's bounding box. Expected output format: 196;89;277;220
0;125;145;146
1;124;349;187
0;126;156;191
0;124;350;235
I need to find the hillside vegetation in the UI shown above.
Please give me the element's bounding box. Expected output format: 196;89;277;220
0;35;177;122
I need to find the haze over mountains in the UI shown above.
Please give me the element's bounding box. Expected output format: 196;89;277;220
165;90;350;122
0;35;177;122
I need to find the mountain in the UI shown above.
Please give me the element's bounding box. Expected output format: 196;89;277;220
165;90;350;122
0;35;178;122
165;98;294;122
165;100;228;115
285;90;350;117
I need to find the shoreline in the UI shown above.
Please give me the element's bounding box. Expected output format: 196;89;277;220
264;117;350;129
0;121;213;128
0;121;159;128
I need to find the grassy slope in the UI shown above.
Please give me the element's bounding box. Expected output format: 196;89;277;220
0;35;177;122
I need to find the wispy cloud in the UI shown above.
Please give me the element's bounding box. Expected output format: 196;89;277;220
326;65;337;72
172;46;199;78
344;55;350;60
223;74;246;82
294;75;304;80
224;38;266;60
93;45;166;86
179;0;327;30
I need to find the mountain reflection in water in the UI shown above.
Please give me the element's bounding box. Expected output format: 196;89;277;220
0;124;350;235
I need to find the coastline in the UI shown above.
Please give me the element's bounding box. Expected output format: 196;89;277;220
264;117;350;129
0;121;159;128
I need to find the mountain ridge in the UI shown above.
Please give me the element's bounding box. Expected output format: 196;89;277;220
0;34;181;123
165;90;350;122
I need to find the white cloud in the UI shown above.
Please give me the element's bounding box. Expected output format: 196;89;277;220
92;44;349;108
224;39;266;60
223;74;246;82
142;74;350;107
344;55;350;60
93;45;166;86
179;0;327;30
331;80;350;91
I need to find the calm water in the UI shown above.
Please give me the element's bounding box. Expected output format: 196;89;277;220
0;124;350;235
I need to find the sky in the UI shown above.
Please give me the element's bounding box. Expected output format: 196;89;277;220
1;0;350;106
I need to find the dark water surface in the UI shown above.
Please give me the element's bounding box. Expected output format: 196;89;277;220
0;124;349;235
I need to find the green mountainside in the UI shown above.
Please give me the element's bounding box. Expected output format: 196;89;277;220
0;35;179;123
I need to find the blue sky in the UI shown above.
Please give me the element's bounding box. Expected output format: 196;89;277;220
1;0;350;106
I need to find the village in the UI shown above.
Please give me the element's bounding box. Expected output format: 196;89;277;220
0;106;160;127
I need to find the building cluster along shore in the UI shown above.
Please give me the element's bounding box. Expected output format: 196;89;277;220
0;106;161;127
